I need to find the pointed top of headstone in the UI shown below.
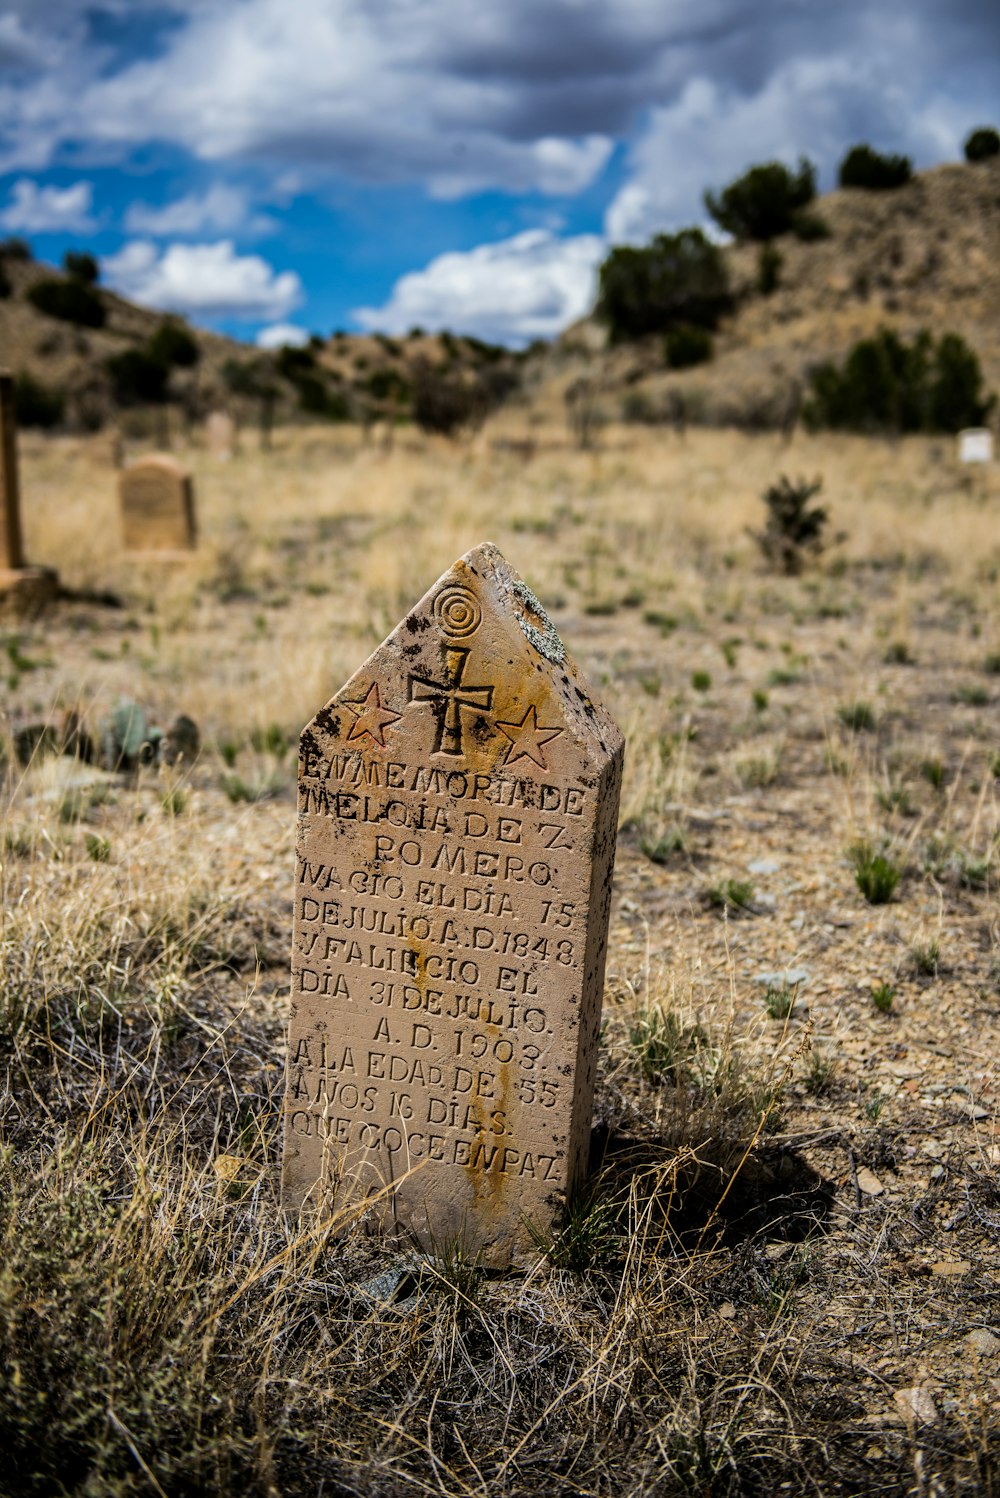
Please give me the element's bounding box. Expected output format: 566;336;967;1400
303;541;622;778
284;543;624;1260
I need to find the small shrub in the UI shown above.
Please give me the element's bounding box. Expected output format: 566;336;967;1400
804;1048;837;1096
750;474;829;575
763;983;796;1019
640;828;686;864
161;787;188;817
838;144;912;191
757;243;782;296
28;276;105;327
850;841;901;904
664;324;713;369
529;1185;621;1272
837;700;876;732
642;610;677;635
871;981;895;1013
84;833;111;862
920;756;947;789
876;781;912;816
752;688;769;713
629;1004;707;1084
707;877;755;913
13;370;64;429
884;640;914;665
597;228;731;341
704;157;817;241
911;939;940;977
691;669;712;692
62;249;99;284
964;126;1000;163
221;771;284;804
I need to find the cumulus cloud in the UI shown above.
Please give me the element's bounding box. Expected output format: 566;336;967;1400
124;184;276;238
0;1;996;251
103;239;302;321
353;229;604;346
0;177;95;232
256;322;309;349
604;57;925;244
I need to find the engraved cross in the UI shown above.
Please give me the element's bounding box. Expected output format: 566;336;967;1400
409;647;494;756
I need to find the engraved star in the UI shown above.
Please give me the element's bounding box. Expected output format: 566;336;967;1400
342;683;401;748
496;705;564;769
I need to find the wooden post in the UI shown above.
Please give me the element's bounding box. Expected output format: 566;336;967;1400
0;371;25;571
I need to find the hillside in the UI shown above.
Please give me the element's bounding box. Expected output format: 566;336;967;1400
2;155;999;439
549;157;1000;430
0;250;524;435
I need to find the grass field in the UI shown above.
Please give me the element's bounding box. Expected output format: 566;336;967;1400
2;415;999;1495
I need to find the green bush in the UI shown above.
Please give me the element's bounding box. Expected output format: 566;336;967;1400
757;243;782;296
295;375;351;420
751;475;829;575
804;328;994;434
62;250;99;284
0;237;32;261
664;324;713;369
105;348;169;406
148;320;200;368
964;127;1000;163
27;277;105;328
704;158;816;241
411;358;488;435
276;344;315;380
367;367;411;403
13;371;64;429
597;229;731;342
838;145;912;191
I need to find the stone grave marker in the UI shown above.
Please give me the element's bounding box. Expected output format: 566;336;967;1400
119;454;196;552
958;428;994;465
206;410;236;460
282;542;624;1259
0;370;58;612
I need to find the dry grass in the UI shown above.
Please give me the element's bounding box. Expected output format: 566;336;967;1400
2;418;999;1495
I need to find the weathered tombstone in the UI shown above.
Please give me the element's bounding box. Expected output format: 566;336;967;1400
119;454;196;552
958;428;994;465
283;542;624;1260
0;370;58;612
206;410;236;460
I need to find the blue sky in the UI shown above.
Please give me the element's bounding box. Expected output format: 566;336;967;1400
0;1;997;347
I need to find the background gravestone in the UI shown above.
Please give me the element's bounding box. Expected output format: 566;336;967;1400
206;410;236;460
119;454;197;552
283;542;624;1260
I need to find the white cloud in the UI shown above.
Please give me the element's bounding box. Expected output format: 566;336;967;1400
0;1;996;213
354;229;605;346
0;177;95;232
103;239;302;321
256;322;309;349
124;184;276;238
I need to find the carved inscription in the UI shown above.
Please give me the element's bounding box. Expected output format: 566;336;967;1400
282;544;624;1260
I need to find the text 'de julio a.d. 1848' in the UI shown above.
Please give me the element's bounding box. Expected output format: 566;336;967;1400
281;542;624;1259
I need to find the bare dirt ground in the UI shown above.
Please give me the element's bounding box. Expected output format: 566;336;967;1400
1;417;998;1495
